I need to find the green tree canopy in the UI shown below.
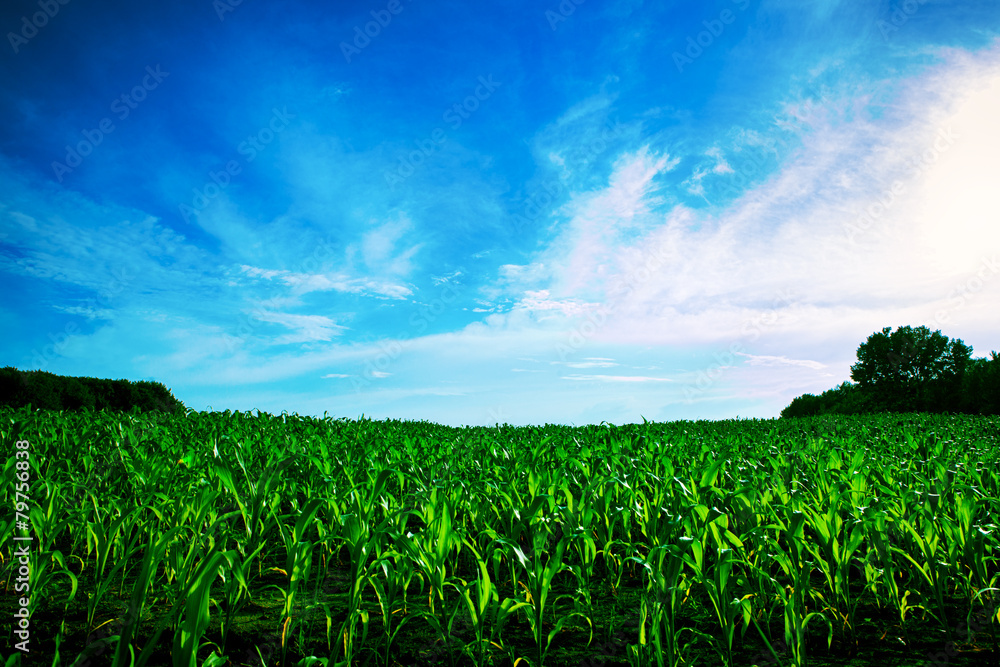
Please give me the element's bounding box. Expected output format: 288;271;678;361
782;326;998;418
0;367;185;414
849;325;972;412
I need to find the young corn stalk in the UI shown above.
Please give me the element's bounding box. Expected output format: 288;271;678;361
329;468;399;665
800;485;867;649
627;535;695;667
891;511;955;643
862;510;924;645
368;543;428;667
271;497;326;654
759;506;833;667
397;487;469;665
171;549;235;667
686;513;755;667
110;526;184;667
506;505;592;667
454;538;531;665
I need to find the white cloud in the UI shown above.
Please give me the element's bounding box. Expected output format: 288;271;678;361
359;214;423;276
53;305;116;320
253;310;347;344
563;374;672;382
553;359;619;368
240;265;413;300
737;353;826;370
484;44;1000;357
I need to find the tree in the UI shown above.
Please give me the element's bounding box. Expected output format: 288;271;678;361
850;326;972;412
0;367;185;414
961;352;1000;415
780;381;870;418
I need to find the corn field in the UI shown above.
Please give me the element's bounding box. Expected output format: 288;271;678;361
2;407;999;666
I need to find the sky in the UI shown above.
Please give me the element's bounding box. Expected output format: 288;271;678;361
1;0;999;426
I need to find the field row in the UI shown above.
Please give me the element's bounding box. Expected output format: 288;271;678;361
2;409;999;666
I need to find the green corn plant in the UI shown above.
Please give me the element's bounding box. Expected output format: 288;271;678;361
627;535;696;667
27;481;79;554
679;502;751;667
891;512;954;642
454;537;531;666
593;482;629;580
395;488;469;666
860;507;922;641
171;548;235;667
110;526;185;667
694;545;754;666
218;541;266;654
269;496;326;654
800;484;867;647
557;489;599;593
328;469;398;665
278;539;315;661
368;544;429;667
20;549;79;621
406;486;462;615
506;513;592;667
759;506;833;667
214;455;295;565
483;488;533;588
938;490;996;606
83;506;146;627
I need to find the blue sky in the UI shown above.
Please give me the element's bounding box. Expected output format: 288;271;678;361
2;0;999;425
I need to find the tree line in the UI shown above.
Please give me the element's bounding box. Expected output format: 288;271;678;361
0;367;186;414
782;326;1000;417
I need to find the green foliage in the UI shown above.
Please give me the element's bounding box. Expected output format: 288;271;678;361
3;408;999;667
850;325;972;412
961;352;1000;416
780;382;869;418
0;366;185;414
783;326;998;417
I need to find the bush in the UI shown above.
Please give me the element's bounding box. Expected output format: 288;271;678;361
0;367;185;414
782;325;997;418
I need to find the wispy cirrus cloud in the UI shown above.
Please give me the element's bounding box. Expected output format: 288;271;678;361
239;265;413;300
252;311;347;344
563;374;673;383
737;353;826;371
